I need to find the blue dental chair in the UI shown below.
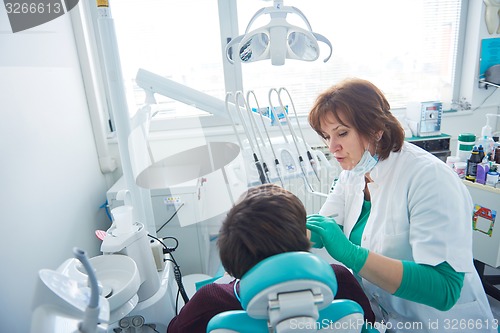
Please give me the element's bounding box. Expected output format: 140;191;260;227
207;252;375;333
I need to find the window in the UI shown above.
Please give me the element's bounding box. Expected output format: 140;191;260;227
109;0;225;120
101;0;465;125
236;0;465;115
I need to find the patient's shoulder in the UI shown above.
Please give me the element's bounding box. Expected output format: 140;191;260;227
193;280;242;309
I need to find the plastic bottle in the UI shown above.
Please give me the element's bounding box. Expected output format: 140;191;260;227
478;145;485;162
476;163;489;184
446;155;460;169
477;136;495;160
477;114;497;159
456;133;476;162
465;146;481;182
454;162;467;179
486;165;499;187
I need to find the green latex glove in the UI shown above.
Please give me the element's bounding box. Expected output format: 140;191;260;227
306;214;369;273
309;217;343;248
309;227;324;248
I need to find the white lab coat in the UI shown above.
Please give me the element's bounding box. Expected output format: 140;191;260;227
320;142;496;333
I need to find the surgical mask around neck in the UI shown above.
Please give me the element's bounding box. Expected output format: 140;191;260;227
349;147;379;177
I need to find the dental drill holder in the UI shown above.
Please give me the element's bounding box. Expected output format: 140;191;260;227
102;205;160;303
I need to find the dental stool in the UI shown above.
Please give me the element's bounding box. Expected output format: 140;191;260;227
207;251;370;333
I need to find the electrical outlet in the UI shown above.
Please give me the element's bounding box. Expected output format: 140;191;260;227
150;239;166;271
164;196;182;206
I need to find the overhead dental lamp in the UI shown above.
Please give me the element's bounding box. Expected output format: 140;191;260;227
226;0;332;66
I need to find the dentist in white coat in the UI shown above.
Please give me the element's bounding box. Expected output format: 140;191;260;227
306;78;496;332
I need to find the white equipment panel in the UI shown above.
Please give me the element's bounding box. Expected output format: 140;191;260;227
464;181;500;267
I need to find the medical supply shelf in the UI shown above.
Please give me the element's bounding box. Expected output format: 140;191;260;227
464;180;500;301
406;133;451;162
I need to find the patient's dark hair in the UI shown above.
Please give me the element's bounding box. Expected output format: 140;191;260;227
218;183;310;279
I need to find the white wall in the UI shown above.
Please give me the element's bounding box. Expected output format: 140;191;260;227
0;8;114;333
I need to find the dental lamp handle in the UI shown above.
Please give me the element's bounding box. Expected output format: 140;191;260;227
312;32;333;62
225;35;244;64
250;3;313;32
270;25;288;66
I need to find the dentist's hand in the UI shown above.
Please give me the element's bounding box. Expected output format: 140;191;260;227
306;214;369;273
308;226;324;248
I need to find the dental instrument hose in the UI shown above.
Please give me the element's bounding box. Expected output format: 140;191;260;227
248;90;285;187
233;91;268;184
279;87;321;181
74;247;100;333
238;91;271;183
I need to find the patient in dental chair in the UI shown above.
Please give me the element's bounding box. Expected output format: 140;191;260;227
167;183;375;333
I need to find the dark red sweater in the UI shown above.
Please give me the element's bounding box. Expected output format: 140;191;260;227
167;264;375;333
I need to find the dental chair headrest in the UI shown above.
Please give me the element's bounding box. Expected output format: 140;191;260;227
239;252;337;317
207;251;368;333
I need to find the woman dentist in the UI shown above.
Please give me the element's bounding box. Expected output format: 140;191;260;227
306;78;496;332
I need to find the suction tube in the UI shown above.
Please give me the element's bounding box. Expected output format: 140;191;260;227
237;91;271;183
74;248;99;333
234;92;268;184
226;92;267;185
